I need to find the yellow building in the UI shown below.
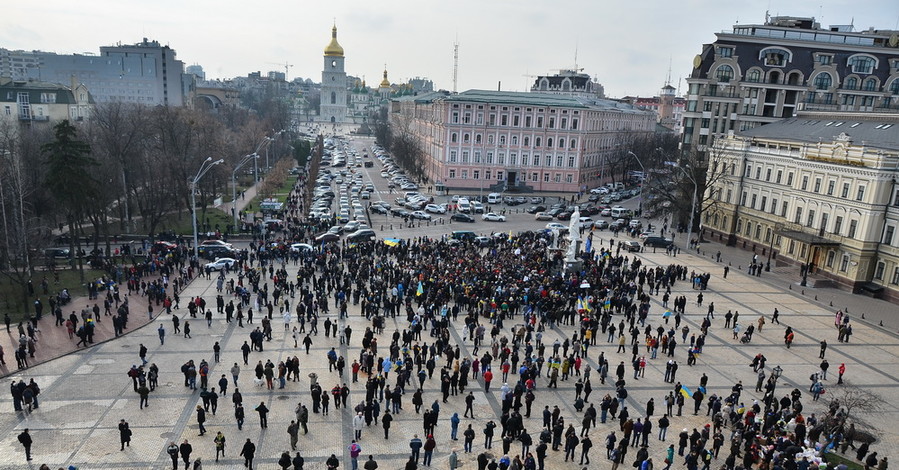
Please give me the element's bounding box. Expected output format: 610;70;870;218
0;77;93;127
704;111;899;300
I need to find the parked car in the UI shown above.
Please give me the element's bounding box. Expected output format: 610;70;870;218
593;220;609;230
482;212;506;222
425;204;446;214
411;211;432;220
643;236;673;248
545;222;568;233
314;232;341;243
534;212;553;221
451;213;475;223
346;229;376;242
622;241;642;252
556;211;573;221
204;258;237;271
526;205;547;214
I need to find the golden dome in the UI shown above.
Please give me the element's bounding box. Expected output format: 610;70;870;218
324;25;344;57
379;68;391;88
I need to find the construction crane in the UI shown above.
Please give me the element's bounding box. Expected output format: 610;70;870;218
267;62;294;81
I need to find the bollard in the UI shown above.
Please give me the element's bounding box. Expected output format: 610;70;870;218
801;290;805;295
814;295;818;301
789;285;792;290
829;301;833;306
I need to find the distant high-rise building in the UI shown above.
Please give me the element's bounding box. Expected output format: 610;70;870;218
320;24;348;123
186;64;205;80
683;15;899;154
0;38;194;106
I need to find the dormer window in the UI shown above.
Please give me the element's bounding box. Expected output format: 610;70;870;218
848;55;877;74
715;65;735;83
718;47;734;58
760;48;791;67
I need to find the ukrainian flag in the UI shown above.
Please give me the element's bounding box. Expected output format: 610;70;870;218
384;238;401;247
680;385;693;399
416;281;424;297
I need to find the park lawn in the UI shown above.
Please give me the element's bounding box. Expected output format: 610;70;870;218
824;452;864;470
244;176;297;213
157;208;233;235
0;268;107;323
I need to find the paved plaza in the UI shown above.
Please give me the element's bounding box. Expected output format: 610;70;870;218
2;228;899;470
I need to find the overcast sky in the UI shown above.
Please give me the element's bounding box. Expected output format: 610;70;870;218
4;1;898;98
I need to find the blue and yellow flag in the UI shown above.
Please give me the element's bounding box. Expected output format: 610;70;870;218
416;281;424;296
680;385;693;399
384;238;401;247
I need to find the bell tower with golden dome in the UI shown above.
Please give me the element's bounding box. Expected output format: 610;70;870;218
320;23;348;123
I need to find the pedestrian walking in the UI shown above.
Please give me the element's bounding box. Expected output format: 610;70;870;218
214;432;226;462
240;438;256;469
119;419;132;450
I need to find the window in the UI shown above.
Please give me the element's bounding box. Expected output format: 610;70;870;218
741;192;747;206
523;137;529;146
856;186;865;201
533;155;540;166
787;173;794;186
891;80;899;95
449;151;457;163
461;170;467;179
761;48;790;66
826;251;835;268
841;183;850;198
794;207;802;224
776;170;782;184
848;55;876;74
818;55;832;65
863;78;877;91
755;168;761;179
806;210;815;227
766;169;772;181
558;139;565;149
814;178;821;192
801;176;808;190
498;153;505;165
566;174;573;183
462;151;470;163
554;173;561;183
745;165;752;177
781;201;788;217
556;156;563;167
875;262;885;280
543;173;550;182
475;134;482;144
840;254;850;272
535;137;541;147
451;133;458;143
747;70;761;82
719;47;733;58
547;138;553;148
893;267;899;285
486;152;494;164
463;134;470;143
452;112;459;123
813;72;832;90
501;115;508;126
834;216;843;235
848;220;858;238
473;170;480;180
525;116;532;127
827;180;835;195
568;157;575;168
522;155;529;166
330;92;336;104
474;151;481;163
755;225;762;239
885;226;895;245
771;198;778;214
715;65;735;82
751;194;757;209
761;196;767;211
448;169;456;178
531;172;538;182
499;136;506;145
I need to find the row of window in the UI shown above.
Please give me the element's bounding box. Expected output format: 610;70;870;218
713;63;899;94
446;168;574;183
448;150;578;168
731;161;869;203
450;133;579;149
451;111;579;130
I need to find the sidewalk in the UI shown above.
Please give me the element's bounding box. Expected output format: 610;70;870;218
0;282;159;379
689;235;899;332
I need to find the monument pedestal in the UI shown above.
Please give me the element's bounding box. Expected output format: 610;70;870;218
564;259;584;273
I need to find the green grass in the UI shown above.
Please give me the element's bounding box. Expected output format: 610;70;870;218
0;268;107;323
244;176;297;213
824;451;865;470
156;208;233;235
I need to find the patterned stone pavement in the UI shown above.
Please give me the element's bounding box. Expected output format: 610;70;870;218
2;230;898;470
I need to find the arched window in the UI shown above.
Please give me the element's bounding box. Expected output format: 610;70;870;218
451;133;458;143
787;72;801;85
863;78;877;91
747;70;761;82
846;77;858;90
547;138;553;148
715;65;734;82
535;137;542;147
330;92;336;104
475;134;482;144
813;72;832;90
523;137;530;146
558;138;565;148
848;55;877;74
891;80;899;95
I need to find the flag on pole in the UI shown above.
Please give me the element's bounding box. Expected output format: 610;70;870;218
585;237;593;253
679;385;693;399
384;238;401;247
416;281;424;297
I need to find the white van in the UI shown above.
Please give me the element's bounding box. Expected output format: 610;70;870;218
578;217;594;229
610;207;628;218
458;198;471;213
487;193;502;204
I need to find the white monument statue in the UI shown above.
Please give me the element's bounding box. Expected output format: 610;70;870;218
565;207;581;261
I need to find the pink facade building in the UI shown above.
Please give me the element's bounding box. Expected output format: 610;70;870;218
389;89;655;193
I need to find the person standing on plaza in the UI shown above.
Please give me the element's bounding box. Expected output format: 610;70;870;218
137;382;150;409
410;434;423;464
288;420;300;450
17;428;32;461
838;363;846;384
348;440;362;470
423;434;437;466
196;405;207;436
382;410;393;439
119;419;132;450
240;438;256;469
180;439;193;470
158;324;166;345
214;432;226;462
255;401;269;428
139;343;148;366
820;340;828;359
167;441;179;469
235;403;245;430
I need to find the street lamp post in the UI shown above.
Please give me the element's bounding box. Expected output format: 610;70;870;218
772;365;783;385
232;153;260;233
265;130;287;170
674;165;699;252
626;151;646;216
191;157;224;259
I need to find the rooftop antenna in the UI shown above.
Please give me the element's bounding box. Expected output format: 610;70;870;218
452;35;459;93
574;37;579;71
666;56;672;87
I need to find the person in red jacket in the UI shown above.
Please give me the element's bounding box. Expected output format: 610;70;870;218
483;368;493;392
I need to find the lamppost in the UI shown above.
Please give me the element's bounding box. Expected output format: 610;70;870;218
232;153;259;232
626;151;645;216
772;365;783;385
265;130;287;170
252;136;274;183
191;157;224;259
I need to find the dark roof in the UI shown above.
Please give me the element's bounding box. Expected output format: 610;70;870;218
0;78;81;104
738;113;899;150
